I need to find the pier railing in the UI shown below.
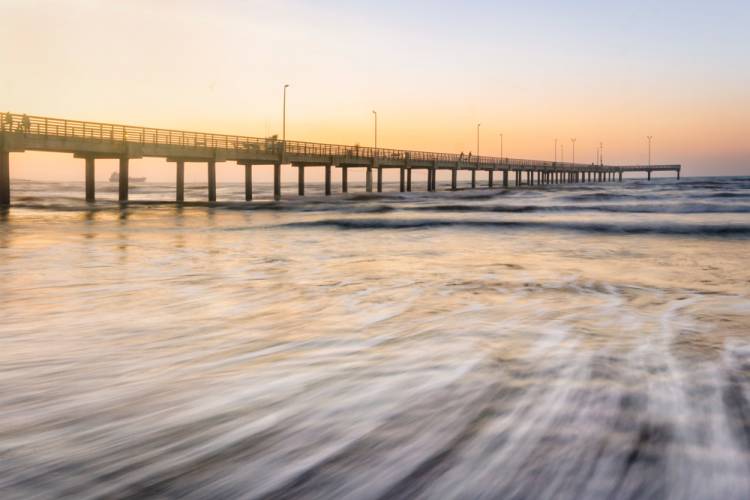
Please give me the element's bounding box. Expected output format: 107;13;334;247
0;112;676;171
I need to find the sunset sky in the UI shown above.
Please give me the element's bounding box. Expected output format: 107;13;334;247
2;0;748;181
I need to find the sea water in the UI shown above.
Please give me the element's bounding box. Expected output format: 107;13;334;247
1;176;749;499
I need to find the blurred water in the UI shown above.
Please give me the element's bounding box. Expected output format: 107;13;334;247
1;176;750;499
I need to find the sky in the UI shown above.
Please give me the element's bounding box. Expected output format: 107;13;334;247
1;0;748;182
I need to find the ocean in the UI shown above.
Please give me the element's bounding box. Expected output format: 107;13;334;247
1;176;749;499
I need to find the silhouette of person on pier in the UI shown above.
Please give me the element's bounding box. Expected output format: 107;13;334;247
21;114;31;134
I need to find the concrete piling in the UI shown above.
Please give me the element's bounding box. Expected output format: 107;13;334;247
1;150;10;205
325;165;332;195
273;162;281;201
208;160;216;202
298;165;305;196
366;166;373;193
244;164;253;201
85;156;95;202
176;161;185;202
118;157;129;202
342;167;348;193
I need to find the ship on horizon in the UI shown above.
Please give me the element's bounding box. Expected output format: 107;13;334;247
109;172;146;183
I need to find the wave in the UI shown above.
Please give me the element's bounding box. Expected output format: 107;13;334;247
278;218;750;237
412;203;750;214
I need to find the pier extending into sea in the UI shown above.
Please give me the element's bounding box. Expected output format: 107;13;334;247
0;113;681;205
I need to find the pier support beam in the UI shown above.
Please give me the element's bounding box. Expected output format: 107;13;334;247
406;168;412;192
427;169;434;192
400;168;405;192
366;166;373;193
325;165;332;195
647;170;652;181
451;169;457;190
273;162;281;201
85;156;95;202
471;170;476;189
503;170;508;187
244;164;253;201
0;150;9;206
118;157;129;202
208;160;216;202
298;165;305;196
377;167;383;192
488;170;494;188
677;169;680;180
618;171;623;182
176;161;185;202
342;167;348;193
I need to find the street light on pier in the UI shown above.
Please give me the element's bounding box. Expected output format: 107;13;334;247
476;123;481;159
372;110;378;150
600;142;604;166
571;138;576;164
647;136;653;166
554;138;558;162
282;84;290;146
499;133;503;159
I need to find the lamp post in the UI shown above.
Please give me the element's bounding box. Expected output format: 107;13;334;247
372;110;378;149
600;142;604;166
561;144;564;163
499;133;503;159
554;138;558;162
476;123;481;159
282;84;290;146
571;138;576;164
647;135;653;166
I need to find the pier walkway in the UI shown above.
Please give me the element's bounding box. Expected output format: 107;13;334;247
0;112;681;205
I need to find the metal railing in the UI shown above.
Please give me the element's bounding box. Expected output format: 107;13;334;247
0;112;678;170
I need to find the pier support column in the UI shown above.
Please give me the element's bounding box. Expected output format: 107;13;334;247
342;167;348;193
85;156;95;202
451;169;457;190
400;168;405;192
406;168;412;192
377;167;383;192
366;166;373;193
208;160;216;202
176;161;185;202
677;170;680;180
325;165;332;195
118;157;129;202
0;150;9;206
244;164;253;201
488;170;494;188
298;165;305;196
471;170;476;189
427;169;433;192
647;170;652;181
618;171;623;182
273;162;281;201
503;170;508;187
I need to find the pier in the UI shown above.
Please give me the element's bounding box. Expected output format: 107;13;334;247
0;112;681;205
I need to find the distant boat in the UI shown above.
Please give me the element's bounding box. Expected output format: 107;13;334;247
109;172;146;183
